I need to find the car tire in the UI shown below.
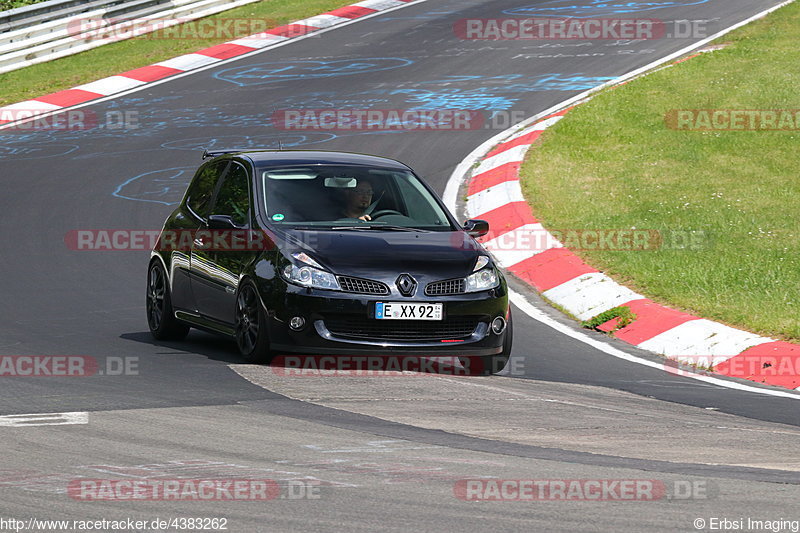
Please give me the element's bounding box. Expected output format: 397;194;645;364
235;280;274;364
460;310;512;375
147;259;190;341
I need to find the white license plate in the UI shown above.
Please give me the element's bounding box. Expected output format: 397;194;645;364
375;302;443;321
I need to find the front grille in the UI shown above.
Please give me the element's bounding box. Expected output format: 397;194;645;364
425;278;466;296
337;276;389;295
323;316;481;341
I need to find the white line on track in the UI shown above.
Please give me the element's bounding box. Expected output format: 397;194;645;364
0;412;88;427
443;0;798;211
509;292;800;400
444;0;800;401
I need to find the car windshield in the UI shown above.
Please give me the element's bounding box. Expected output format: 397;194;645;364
260;165;456;231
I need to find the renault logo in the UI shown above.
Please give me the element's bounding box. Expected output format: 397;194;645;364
396;274;417;297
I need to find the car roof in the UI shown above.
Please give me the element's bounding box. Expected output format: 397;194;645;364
222;150;412;171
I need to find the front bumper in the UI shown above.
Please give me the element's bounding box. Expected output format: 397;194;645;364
267;284;508;356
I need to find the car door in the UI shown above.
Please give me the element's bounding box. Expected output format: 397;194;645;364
190;161;254;324
170;159;229;312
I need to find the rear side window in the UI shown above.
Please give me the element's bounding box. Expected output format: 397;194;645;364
212;163;251;227
186;161;228;219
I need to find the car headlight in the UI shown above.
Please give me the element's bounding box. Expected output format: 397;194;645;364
282;252;340;290
465;267;499;292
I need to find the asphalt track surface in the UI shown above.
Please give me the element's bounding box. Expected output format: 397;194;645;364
1;0;799;531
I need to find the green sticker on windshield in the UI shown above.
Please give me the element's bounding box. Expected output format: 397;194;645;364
272;213;285;221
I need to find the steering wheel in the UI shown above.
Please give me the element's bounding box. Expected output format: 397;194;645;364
369;209;404;219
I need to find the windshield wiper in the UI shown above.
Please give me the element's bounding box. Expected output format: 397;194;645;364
331;225;432;233
375;225;433;233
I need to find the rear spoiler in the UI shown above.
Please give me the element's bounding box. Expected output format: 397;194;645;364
202;143;285;160
202;149;242;160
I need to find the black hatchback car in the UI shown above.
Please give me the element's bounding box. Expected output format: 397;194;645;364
147;150;512;373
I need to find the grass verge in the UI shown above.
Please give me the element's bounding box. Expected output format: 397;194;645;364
581;306;637;333
1;0;48;10
0;0;353;106
519;0;800;342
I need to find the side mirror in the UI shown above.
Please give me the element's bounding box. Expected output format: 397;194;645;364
207;214;240;230
463;219;489;238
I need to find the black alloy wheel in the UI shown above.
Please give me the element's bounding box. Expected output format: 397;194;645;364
235;281;273;363
147;260;190;341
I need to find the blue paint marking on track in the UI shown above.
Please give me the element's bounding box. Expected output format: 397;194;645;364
214;58;414;87
0;143;79;161
263;73;615;114
115;135;335;205
504;0;712;18
275;91;390;109
160;133;338;151
136;109;274;133
379;74;616;109
2;70;609;165
408;74;618;91
502;73;619;91
391;89;518;110
112;167;195;205
116;131;411;205
0;107;280;152
409;75;526;84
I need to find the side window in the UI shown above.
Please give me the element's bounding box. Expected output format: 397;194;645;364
186;161;228;219
211;163;251;227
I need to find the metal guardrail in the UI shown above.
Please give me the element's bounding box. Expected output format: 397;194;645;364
0;0;261;74
1;0;123;33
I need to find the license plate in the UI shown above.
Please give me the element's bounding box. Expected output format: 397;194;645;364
375;302;443;321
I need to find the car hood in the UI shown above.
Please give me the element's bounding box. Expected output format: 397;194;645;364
281;229;484;280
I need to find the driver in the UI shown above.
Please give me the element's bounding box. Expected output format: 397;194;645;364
342;179;374;221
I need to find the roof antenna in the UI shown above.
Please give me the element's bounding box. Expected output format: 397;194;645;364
269;103;284;151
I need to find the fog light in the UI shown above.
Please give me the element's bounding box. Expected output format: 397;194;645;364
491;316;506;335
289;316;306;331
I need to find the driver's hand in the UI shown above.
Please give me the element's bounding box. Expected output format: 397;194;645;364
358;214;372;221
